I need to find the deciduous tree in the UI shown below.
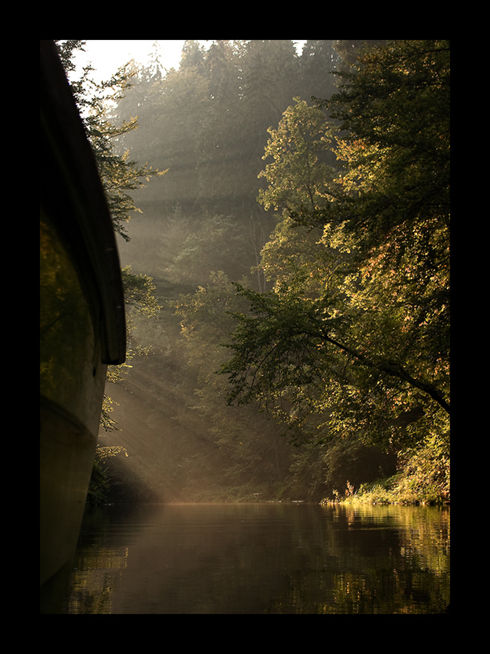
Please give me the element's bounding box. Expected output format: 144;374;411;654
220;41;450;455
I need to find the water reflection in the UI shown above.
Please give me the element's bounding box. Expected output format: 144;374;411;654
64;503;449;614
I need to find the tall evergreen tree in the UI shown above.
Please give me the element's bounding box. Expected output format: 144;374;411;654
299;40;341;101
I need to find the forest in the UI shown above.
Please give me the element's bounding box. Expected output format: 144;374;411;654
56;40;450;506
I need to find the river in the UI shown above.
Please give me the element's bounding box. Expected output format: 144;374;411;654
62;502;449;614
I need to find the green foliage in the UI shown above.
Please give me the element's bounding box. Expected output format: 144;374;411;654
85;457;110;506
322;437;396;498
258;98;337;215
160;213;252;286
86;445;128;506
171;271;243;367
323;427;449;506
169;271;295;497
309;40;450;266
220;283;332;418
220;40;450;470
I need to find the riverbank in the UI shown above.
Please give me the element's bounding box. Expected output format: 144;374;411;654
320;472;450;507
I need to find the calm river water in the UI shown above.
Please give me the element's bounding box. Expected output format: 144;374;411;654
63;502;450;614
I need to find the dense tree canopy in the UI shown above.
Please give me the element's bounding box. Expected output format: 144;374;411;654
220;40;450;461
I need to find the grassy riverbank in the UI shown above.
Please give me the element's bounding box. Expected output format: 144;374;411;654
320;472;450;507
321;438;450;507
